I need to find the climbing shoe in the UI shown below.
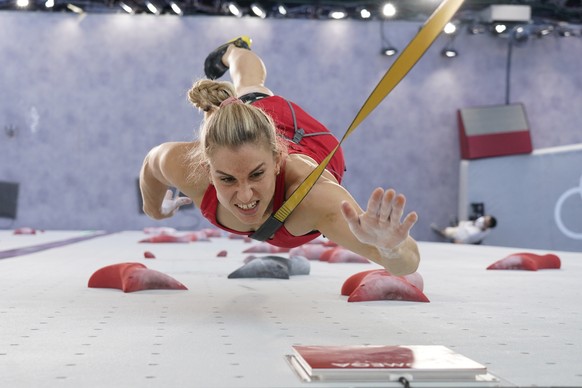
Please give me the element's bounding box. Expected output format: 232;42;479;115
204;35;252;80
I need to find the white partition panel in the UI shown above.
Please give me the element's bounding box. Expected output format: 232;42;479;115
459;144;582;252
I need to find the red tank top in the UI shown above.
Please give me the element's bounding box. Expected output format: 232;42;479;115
200;163;320;248
253;96;345;183
199;95;345;248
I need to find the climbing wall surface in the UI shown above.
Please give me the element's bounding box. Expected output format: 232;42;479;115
1;230;580;387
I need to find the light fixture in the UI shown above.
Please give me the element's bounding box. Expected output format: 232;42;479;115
382;2;396;18
382;46;398;56
511;25;529;42
441;47;458;58
119;0;137;14
16;0;29;8
443;22;456;35
441;35;458;58
329;8;347;20
250;2;266;18
145;0;161;14
556;22;582;38
493;23;508;34
66;3;83;13
277;4;287;16
533;24;553;37
358;6;371;19
226;2;242;17
557;25;575;37
44;0;54;8
380;19;398;57
169;1;182;15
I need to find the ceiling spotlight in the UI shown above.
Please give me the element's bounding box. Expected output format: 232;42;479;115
493;23;507;34
358;7;371;19
441;48;458;58
66;3;83;13
329;9;347;19
145;0;161;14
277;4;287;15
226;2;242;17
441;34;458;58
531;24;553;37
251;3;266;18
444;22;456;34
119;0;136;13
558;26;575;37
382;3;396;18
512;25;529;42
16;0;29;7
44;0;54;7
380;17;398;57
382;46;398;56
169;1;182;15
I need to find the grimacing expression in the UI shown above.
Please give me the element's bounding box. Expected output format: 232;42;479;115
208;143;280;228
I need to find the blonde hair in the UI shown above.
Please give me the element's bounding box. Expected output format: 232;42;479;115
187;79;287;176
188;79;236;114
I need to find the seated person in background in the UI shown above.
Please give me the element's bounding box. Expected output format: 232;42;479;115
431;215;497;244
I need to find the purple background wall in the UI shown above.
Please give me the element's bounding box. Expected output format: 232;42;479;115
1;13;581;244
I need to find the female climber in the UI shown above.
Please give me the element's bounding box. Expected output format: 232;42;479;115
139;36;420;276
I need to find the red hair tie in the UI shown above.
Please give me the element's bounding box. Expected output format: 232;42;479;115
219;96;243;108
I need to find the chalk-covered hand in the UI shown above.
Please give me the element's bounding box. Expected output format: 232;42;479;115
340;188;418;252
161;189;193;217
